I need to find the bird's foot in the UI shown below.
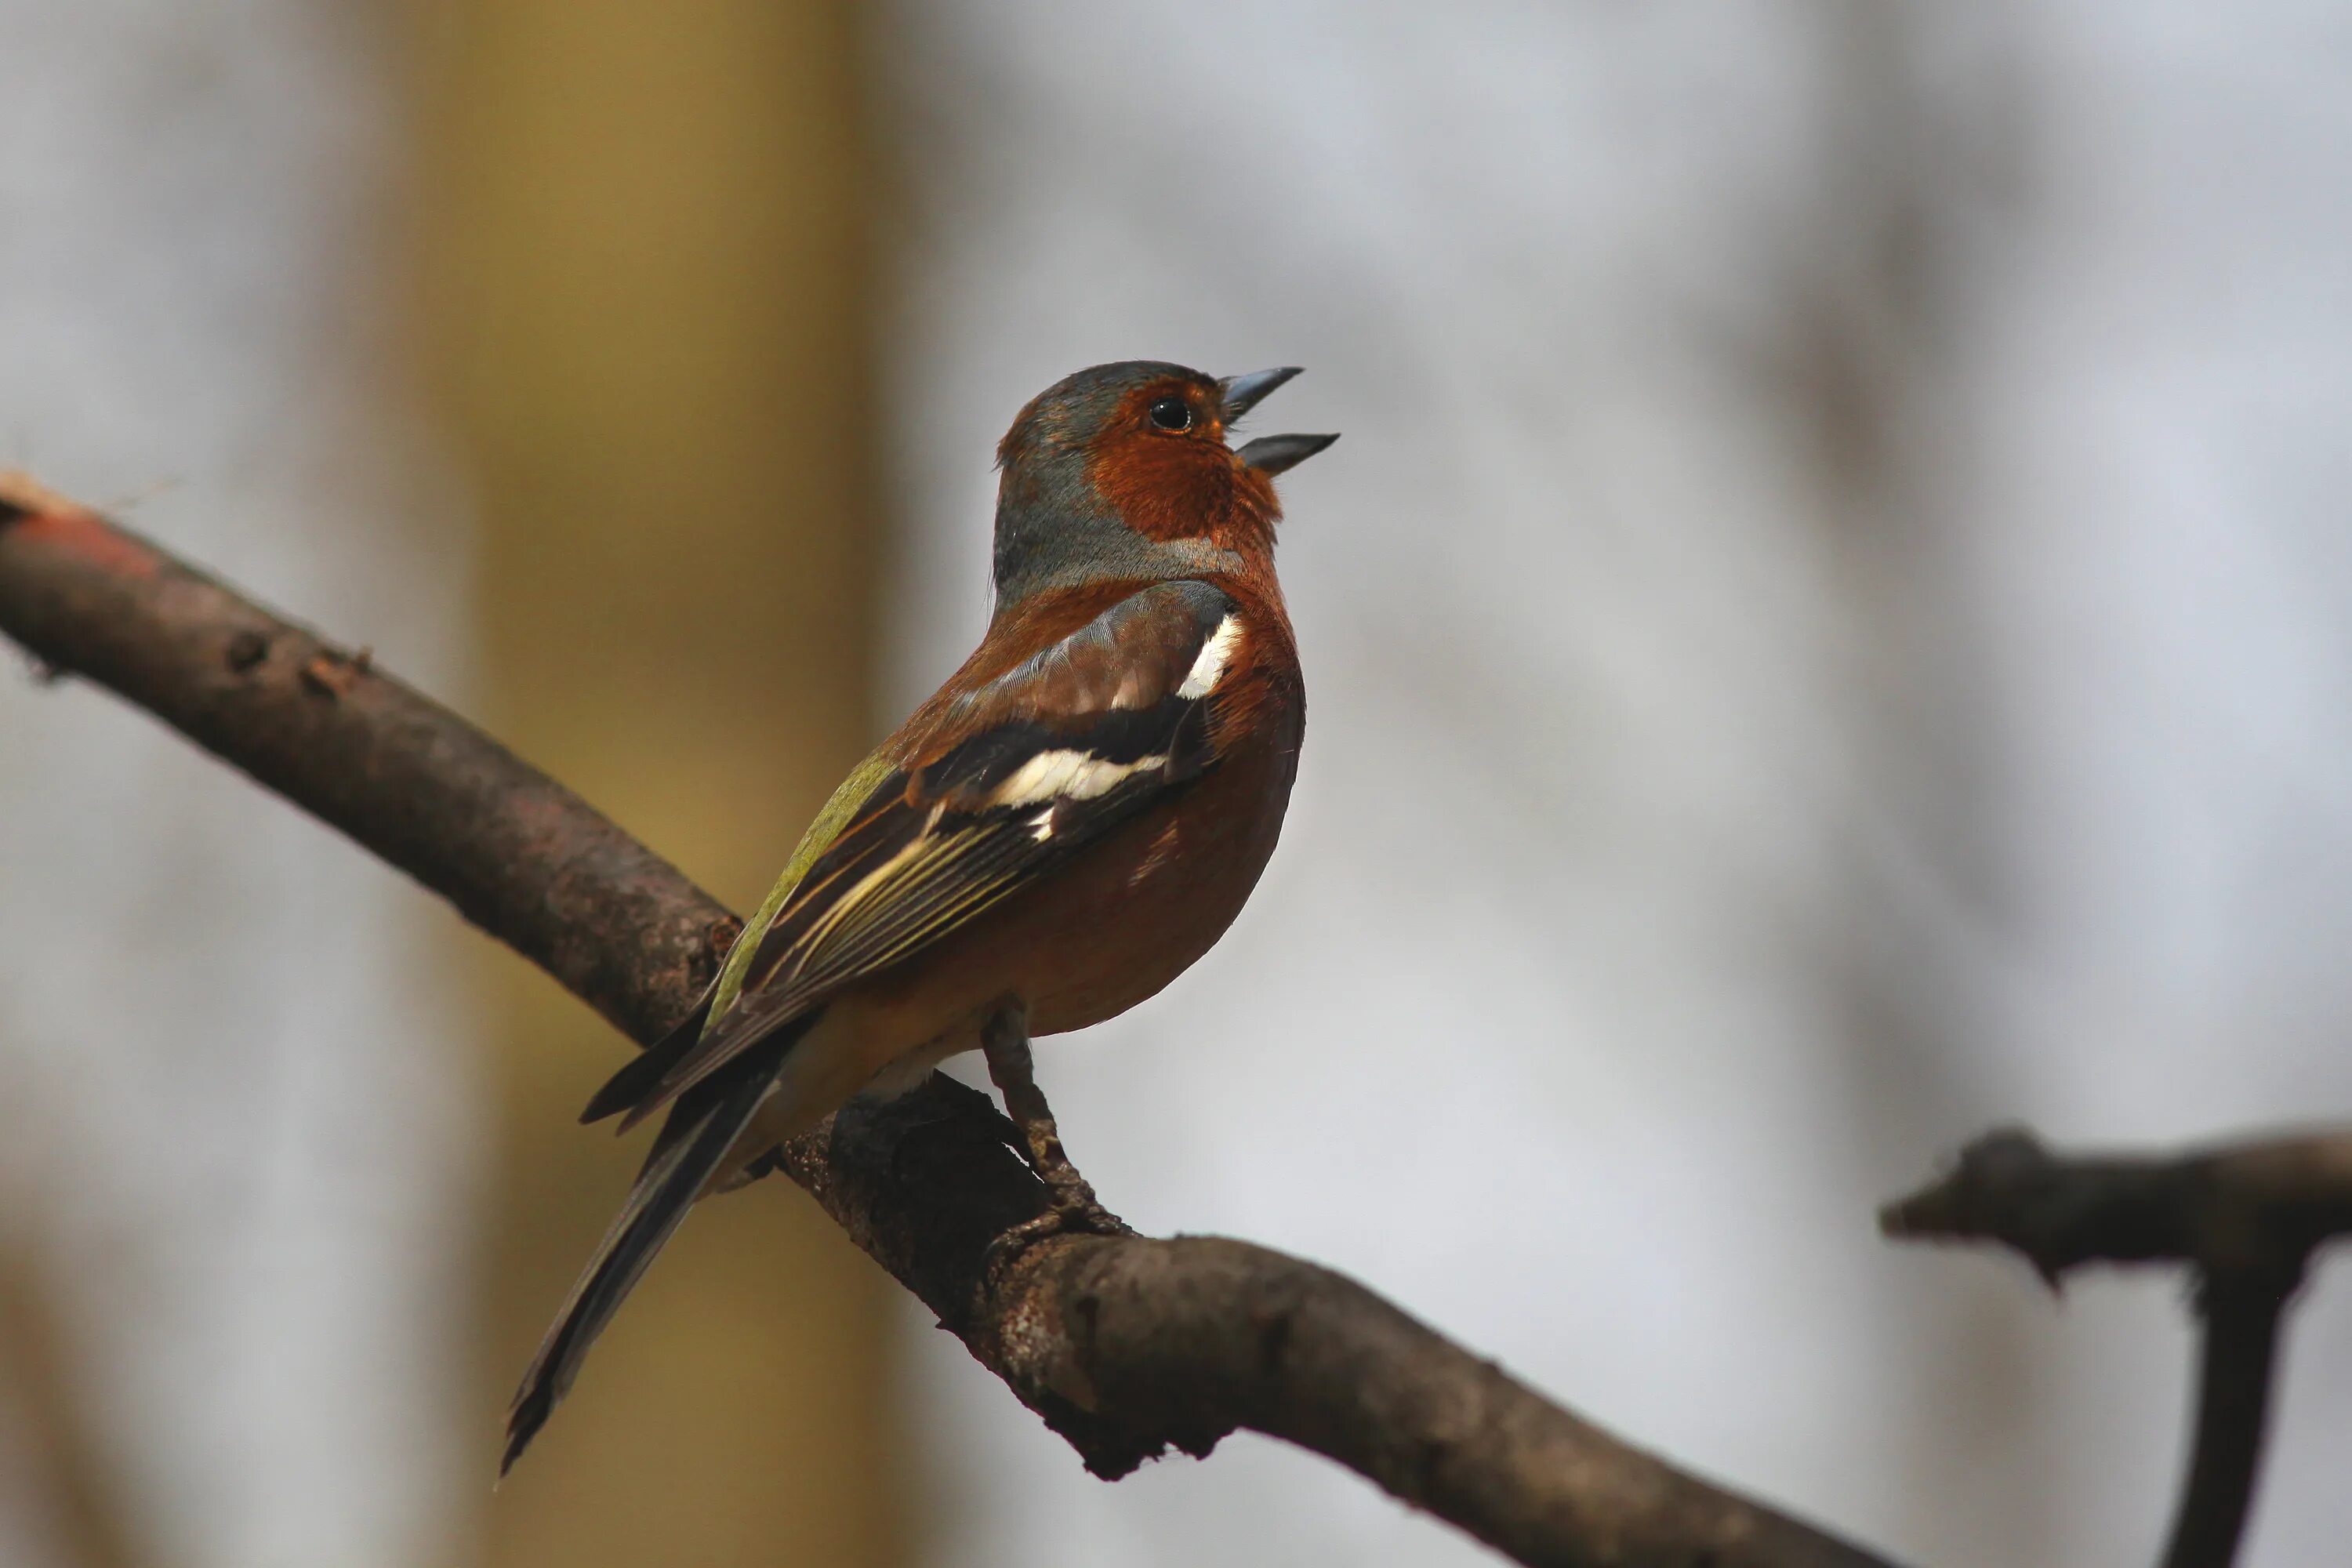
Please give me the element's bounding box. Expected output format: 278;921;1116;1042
978;998;1132;1270
985;1180;1131;1271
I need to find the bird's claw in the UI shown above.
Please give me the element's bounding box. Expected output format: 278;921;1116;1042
985;1183;1131;1272
977;999;1131;1269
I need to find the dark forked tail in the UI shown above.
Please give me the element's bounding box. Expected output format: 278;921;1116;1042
501;1062;773;1475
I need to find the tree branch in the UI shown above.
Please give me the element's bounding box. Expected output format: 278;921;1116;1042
1884;1127;2352;1568
0;473;1897;1568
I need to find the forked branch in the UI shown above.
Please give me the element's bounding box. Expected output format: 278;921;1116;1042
1886;1127;2352;1568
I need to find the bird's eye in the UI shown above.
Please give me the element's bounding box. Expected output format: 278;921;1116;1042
1148;395;1194;433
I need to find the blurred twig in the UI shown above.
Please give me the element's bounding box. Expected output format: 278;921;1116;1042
0;474;1896;1568
1885;1127;2352;1568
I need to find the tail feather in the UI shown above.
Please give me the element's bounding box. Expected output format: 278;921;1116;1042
502;1065;771;1475
580;989;718;1125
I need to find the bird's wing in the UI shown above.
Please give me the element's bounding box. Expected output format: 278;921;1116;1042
588;578;1246;1130
572;744;900;1127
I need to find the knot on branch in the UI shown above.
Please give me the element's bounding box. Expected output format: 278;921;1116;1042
1881;1127;2122;1286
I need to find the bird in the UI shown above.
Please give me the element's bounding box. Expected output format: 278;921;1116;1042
503;359;1337;1472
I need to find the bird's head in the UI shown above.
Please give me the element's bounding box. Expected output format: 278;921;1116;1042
990;360;1337;609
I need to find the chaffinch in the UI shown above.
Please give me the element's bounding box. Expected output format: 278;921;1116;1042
505;360;1336;1470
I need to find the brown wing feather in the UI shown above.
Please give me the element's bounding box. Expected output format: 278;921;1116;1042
608;579;1236;1129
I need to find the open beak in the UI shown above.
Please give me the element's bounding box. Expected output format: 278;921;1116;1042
1219;366;1301;420
1218;366;1340;476
1233;431;1340;476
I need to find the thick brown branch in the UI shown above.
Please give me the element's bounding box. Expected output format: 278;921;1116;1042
1;474;1896;1568
0;473;734;1042
1884;1127;2352;1568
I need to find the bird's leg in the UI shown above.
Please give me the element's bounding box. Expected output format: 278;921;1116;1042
980;1000;1127;1257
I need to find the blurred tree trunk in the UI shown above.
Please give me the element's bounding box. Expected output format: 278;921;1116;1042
0;1239;145;1568
405;3;902;1563
1776;9;2055;1563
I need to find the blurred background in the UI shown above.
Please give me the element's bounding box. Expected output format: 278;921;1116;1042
4;2;2351;1565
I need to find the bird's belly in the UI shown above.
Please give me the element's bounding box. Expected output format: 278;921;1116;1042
1023;793;1273;1033
829;731;1297;1076
1018;731;1296;1033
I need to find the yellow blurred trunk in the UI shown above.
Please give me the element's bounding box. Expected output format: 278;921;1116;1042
407;3;902;1562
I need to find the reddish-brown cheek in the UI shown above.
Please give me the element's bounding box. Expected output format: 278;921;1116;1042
1086;430;1241;543
1086;434;1289;564
1226;465;1280;536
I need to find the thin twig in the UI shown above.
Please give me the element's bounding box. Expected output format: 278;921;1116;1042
2164;1270;2296;1568
1885;1126;2352;1568
0;474;1898;1568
